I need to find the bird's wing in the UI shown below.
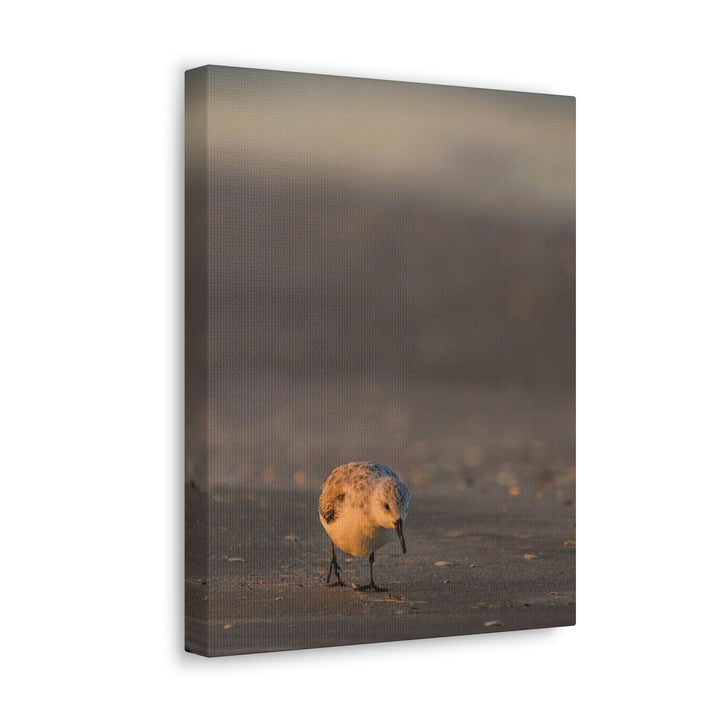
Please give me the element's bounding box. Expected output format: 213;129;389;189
319;470;348;524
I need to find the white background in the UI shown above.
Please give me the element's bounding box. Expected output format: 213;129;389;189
2;2;719;718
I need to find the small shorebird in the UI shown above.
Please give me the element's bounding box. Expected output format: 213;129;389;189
319;462;410;591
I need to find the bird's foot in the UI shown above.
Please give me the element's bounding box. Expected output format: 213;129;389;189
326;579;345;588
352;582;388;592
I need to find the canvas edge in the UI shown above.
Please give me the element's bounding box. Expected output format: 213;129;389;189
185;66;211;657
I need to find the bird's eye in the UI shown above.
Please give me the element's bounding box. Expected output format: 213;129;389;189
384;503;390;510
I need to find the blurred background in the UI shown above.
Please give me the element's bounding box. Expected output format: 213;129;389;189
188;66;575;496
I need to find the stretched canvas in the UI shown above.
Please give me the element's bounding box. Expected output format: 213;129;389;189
185;65;575;657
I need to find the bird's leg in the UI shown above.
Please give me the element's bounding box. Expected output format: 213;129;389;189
353;552;387;592
368;552;387;591
326;541;345;587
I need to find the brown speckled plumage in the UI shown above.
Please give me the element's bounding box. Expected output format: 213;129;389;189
319;462;404;525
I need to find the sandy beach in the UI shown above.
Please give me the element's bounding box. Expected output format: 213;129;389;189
185;480;575;656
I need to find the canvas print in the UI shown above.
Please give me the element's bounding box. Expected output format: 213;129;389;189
185;65;575;657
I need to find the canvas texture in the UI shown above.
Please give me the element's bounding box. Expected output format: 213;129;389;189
185;65;575;657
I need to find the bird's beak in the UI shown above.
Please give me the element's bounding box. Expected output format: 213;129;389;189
394;518;407;554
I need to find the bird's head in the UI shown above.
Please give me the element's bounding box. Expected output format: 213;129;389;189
372;478;410;553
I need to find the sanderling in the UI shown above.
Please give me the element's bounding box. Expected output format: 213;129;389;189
319;462;410;592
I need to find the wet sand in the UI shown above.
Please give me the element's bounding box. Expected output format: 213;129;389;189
185;483;575;656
